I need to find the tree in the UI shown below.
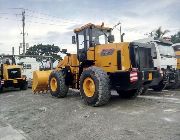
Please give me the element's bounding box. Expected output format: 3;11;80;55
171;31;180;44
152;26;170;39
25;44;62;63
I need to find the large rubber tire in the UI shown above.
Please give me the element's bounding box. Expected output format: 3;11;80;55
20;81;28;90
80;66;111;107
171;82;180;89
0;79;3;93
49;71;69;98
117;89;140;99
140;86;149;95
0;81;3;93
0;86;3;93
152;80;166;92
168;73;180;89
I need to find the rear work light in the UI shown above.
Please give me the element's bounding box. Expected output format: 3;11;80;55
130;68;138;83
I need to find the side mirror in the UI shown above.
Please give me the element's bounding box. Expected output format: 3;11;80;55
72;36;76;44
153;52;157;59
121;33;125;42
90;41;96;47
108;35;114;43
61;49;67;54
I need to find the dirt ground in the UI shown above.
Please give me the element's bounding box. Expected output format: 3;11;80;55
0;88;180;140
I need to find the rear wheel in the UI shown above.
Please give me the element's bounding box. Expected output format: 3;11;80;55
152;80;166;91
80;66;111;106
20;81;28;90
49;71;69;98
168;73;180;89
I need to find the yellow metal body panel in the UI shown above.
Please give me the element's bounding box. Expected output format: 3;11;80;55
56;54;79;73
2;64;22;80
55;43;131;74
175;51;180;69
87;42;131;72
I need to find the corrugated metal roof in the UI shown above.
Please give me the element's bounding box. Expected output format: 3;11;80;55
74;23;112;33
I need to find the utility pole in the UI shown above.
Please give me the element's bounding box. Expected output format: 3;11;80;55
12;47;14;55
19;44;22;55
119;23;122;42
112;21;122;42
19;46;21;55
22;10;25;55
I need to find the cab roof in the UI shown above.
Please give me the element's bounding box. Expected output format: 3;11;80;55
74;23;112;33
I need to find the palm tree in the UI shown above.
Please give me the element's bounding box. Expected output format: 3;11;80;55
153;26;170;39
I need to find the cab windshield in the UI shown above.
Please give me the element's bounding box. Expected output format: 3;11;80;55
173;45;180;51
77;27;111;50
92;28;111;45
157;42;175;57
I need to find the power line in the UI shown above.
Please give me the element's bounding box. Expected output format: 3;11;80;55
0;16;21;21
25;20;68;27
25;14;76;25
4;7;80;25
24;8;80;24
10;8;78;22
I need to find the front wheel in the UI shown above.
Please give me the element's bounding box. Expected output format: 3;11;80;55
49;71;69;98
80;66;111;107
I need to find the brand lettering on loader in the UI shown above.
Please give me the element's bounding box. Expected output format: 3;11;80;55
101;48;114;56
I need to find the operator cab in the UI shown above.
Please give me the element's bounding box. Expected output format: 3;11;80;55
173;43;180;52
72;23;114;62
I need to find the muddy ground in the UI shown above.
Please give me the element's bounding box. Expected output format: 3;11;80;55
0;88;180;140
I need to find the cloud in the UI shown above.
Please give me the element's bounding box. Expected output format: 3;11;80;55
0;0;180;54
67;24;83;30
45;31;72;44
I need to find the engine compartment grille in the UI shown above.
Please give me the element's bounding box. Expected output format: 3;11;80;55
8;68;21;79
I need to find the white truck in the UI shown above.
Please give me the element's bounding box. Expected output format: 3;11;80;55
135;37;177;91
18;57;40;87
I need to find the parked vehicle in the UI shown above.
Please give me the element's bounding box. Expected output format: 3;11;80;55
32;23;158;106
18;57;40;87
135;37;177;91
0;55;28;92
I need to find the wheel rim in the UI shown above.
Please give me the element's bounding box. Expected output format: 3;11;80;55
83;77;95;97
50;78;57;92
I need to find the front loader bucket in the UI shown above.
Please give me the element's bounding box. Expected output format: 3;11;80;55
32;70;52;93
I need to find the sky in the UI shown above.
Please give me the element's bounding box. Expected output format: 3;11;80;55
0;0;180;54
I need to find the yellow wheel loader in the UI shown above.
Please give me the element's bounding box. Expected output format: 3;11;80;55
32;23;158;106
172;43;180;88
173;44;180;70
0;55;28;92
